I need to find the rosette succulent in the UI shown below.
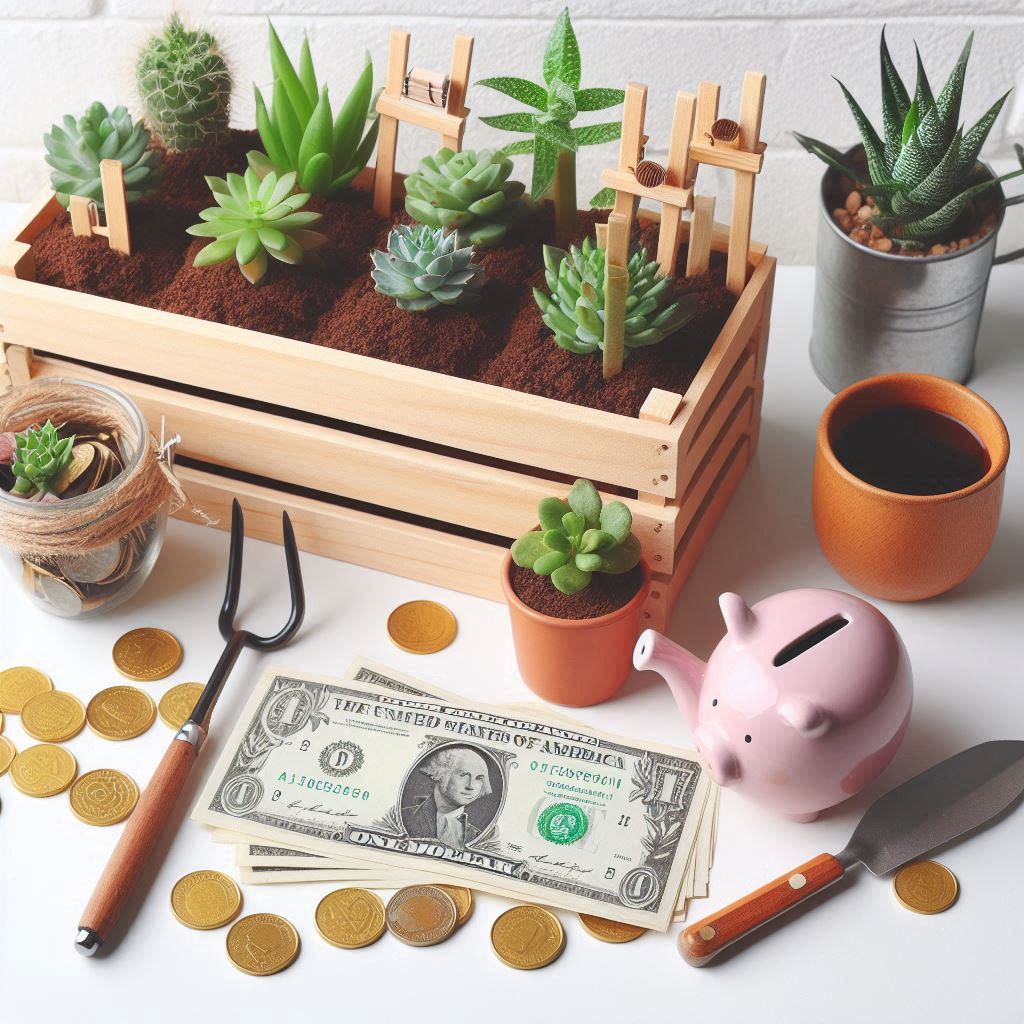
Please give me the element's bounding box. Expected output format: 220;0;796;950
512;479;642;596
534;237;695;356
186;168;327;285
795;29;1024;245
371;224;485;312
247;21;378;196
11;421;75;497
404;148;527;247
44;102;163;209
136;13;232;152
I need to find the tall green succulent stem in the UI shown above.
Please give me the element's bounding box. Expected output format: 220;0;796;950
554;148;577;246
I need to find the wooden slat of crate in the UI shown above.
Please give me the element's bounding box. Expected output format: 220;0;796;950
175;464;506;602
24;352;680;564
645;433;752;631
684;342;755;471
675;254;774;468
0;274;682;499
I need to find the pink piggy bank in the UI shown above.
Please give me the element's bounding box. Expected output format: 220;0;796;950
633;589;912;821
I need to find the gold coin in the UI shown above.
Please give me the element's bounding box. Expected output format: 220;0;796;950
226;913;299;976
0;735;16;776
893;860;959;915
86;685;156;740
0;666;53;713
112;627;183;681
172;870;243;930
10;743;77;797
436;885;474;928
51;442;96;496
21;690;87;742
315;888;387;949
385;885;458;947
387;600;458;655
491;905;566;970
578;913;647;943
158;683;205;730
69;769;139;826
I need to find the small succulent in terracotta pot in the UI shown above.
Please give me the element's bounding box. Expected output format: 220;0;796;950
502;479;650;707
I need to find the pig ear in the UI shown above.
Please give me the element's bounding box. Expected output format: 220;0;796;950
778;697;831;739
719;592;755;641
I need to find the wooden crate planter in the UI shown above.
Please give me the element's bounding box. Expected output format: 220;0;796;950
0;189;774;632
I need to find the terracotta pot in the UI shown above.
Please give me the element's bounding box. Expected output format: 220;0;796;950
813;373;1009;601
500;553;651;706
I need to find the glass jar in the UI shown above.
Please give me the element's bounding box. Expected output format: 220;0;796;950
0;378;170;618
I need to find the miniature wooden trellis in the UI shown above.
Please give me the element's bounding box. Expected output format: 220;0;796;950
68;159;131;255
372;30;475;218
600;70;766;295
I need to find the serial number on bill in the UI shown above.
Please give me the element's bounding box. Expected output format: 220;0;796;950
274;773;371;799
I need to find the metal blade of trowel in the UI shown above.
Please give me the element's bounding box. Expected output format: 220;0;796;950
680;740;1024;965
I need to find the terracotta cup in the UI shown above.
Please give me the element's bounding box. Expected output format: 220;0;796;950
501;553;651;706
813;373;1009;601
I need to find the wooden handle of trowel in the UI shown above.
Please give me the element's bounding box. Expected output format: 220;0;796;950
680;853;845;966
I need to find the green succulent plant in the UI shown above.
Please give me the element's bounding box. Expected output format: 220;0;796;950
478;7;624;242
512;479;642;595
136;13;232;153
534;237;695;356
371;224;485;312
247;21;379;196
11;421;75;497
43;102;163;210
404;148;527;247
186;168;327;285
794;29;1024;245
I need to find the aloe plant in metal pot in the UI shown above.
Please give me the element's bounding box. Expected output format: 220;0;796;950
795;29;1024;392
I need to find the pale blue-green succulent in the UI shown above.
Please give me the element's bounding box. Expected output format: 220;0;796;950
534;237;695;356
371;224;485;311
512;479;642;596
44;102;163;209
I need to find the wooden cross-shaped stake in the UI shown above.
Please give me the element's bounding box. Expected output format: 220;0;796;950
372;30;474;218
68;159;131;255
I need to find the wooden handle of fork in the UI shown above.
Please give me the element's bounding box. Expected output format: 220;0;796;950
76;732;202;954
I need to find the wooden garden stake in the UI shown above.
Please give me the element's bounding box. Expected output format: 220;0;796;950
68;159;131;255
372;30;474;217
726;71;767;294
686;195;716;277
603;212;629;380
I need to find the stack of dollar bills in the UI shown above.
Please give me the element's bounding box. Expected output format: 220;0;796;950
192;660;720;931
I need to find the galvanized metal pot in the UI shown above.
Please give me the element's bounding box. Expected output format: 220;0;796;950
810;160;1019;393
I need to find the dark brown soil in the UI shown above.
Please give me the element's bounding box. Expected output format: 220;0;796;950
30;130;738;418
509;560;645;620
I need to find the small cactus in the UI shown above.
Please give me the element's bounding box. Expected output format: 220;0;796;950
511;479;642;596
11;421;76;497
136;13;232;152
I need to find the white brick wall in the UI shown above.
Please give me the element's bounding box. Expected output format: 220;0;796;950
1;0;1022;262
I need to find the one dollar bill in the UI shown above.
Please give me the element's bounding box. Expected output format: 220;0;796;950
192;659;712;930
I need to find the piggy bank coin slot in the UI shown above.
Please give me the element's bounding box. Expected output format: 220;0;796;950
773;617;848;667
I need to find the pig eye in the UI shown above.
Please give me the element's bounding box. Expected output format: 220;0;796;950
744;734;752;743
711;699;718;707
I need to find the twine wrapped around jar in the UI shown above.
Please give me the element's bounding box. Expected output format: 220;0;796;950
0;378;185;560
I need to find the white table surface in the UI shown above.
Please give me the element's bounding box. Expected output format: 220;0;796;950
1;199;1022;1022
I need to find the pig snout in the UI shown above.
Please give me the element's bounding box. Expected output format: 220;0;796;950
693;726;741;785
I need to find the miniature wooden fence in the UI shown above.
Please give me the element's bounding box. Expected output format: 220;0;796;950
601;70;766;294
372;31;474;217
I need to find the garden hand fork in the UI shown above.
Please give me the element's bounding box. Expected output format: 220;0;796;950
75;499;305;956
